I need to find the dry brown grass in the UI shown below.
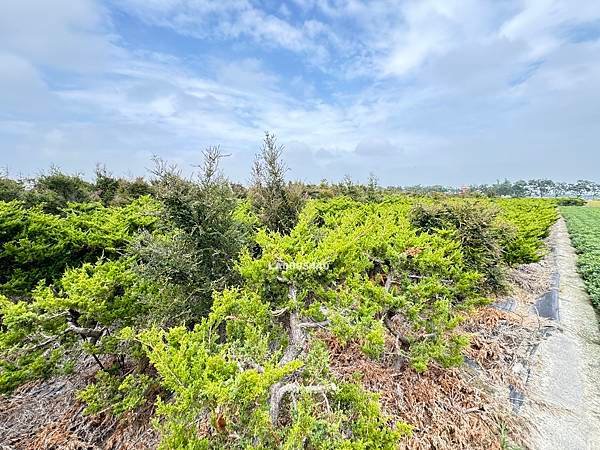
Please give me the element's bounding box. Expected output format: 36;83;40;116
0;357;158;450
317;254;559;450
321;307;532;450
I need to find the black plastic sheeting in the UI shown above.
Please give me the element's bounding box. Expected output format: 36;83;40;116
491;268;561;413
533;272;561;321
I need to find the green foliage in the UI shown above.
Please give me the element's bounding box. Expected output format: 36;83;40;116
238;196;484;371
77;370;153;416
250;132;304;234
136;288;410;449
0;176;25;202
410;199;517;290
94;166;120;205
556;197;586;206
94;166;154;206
327;174;385;203
133;149;251;325
281;382;410;450
0;196;160;296
495;198;558;265
0;150;254;397
0;259;152;391
137;288;295;449
0;160;560;450
24;168;95;214
0;292;65;391
561;207;600;308
44;259;146;326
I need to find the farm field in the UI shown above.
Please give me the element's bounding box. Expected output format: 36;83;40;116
0;167;561;449
561;206;600;308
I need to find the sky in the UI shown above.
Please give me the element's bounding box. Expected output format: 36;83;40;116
1;0;599;186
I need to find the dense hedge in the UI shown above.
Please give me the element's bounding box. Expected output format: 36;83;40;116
0;188;558;448
0;197;160;296
556;197;587;207
495;198;559;264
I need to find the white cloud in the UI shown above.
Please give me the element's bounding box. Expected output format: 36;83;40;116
2;0;600;185
114;0;333;61
0;0;120;72
0;53;52;115
501;0;600;57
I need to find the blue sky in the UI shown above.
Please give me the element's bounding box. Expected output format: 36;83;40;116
1;0;599;185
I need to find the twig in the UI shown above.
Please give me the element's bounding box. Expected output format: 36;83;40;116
298;320;330;329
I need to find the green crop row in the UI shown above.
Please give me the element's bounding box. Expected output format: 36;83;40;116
561;206;600;308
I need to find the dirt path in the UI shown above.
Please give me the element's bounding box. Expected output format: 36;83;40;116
523;218;600;449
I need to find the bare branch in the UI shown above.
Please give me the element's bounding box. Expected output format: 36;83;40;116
383;312;410;346
268;283;334;424
66;323;104;340
298;320;330;329
269;382;336;424
385;272;394;292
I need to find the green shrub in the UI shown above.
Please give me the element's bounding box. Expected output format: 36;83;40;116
410;200;516;290
77;370;153;416
238;197;484;371
24;169;95;214
134;149;252;325
250;132;304;234
0;177;25;202
0;259;153;391
495;198;558;264
0;196;160;296
0;169;561;449
136;288;411;449
556;197;586;206
94;166;154;207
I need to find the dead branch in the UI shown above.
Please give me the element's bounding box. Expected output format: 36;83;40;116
298;320;330;329
269;382;335;424
383;312;410;346
66;323;104;341
27;333;65;351
385;272;394;292
407;274;453;284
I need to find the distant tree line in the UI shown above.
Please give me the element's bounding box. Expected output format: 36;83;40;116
2;143;598;216
300;177;600;201
0;165;154;213
467;178;600;198
311;177;600;200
